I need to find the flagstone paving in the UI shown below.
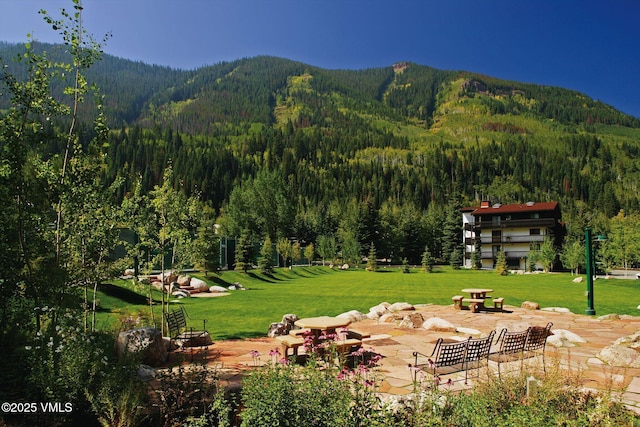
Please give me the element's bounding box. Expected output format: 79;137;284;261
196;304;640;415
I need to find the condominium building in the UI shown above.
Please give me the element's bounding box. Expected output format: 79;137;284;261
463;201;565;270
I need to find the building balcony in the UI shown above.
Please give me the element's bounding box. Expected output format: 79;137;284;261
479;235;545;245
475;218;557;230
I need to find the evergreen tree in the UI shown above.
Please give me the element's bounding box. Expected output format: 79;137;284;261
421;246;435;273
366;242;378;272
258;236;274;274
193;205;220;276
234;232;253;273
402;257;410;273
495;251;508;275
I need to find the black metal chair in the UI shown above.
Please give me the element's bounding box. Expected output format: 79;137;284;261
413;337;470;386
488;328;529;378
523;322;553;372
465;330;496;383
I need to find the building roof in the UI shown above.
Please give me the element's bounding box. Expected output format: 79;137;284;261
468;201;559;216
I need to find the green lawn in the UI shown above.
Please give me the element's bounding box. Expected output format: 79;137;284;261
97;266;639;340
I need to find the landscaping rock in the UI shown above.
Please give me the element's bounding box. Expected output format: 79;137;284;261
337;310;367;323
268;322;286;337
116;327;167;367
541;307;572;313
177;275;191;286
399;313;425;329
136;364;158;382
388;302;415;312
572;276;583;282
456;327;482;336
341;264;349;270
367;302;390;319
547;329;586;347
171;290;190;298
281;314;298;333
422;317;456;332
597;314;620;321
521;301;540;310
379;313;399;323
209;285;228;293
190;277;209;293
597;331;640;368
160;271;178;284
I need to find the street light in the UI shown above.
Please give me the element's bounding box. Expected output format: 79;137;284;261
584;228;596;315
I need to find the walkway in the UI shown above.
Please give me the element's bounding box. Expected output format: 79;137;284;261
202;304;640;415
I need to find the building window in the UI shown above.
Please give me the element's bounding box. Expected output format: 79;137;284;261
530;228;540;235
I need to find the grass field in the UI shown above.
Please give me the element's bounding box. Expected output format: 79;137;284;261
97;266;640;340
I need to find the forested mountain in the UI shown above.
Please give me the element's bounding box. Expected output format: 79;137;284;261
2;41;640;263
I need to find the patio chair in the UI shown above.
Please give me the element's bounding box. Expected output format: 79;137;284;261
413;337;470;386
464;330;496;383
164;306;211;360
488;328;529;378
523;322;553;372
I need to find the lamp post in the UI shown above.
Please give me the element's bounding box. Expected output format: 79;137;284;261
585;227;596;315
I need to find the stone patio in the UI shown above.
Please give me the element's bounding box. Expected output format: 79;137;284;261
183;303;640;415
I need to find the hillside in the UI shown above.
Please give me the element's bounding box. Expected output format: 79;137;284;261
2;42;640;242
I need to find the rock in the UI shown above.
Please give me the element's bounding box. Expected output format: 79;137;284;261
136;364;158;382
116;327;167;367
456;327;482;336
124;268;136;276
521;301;540;310
399;313;424;329
388;302;415;312
177;275;191;286
422;317;456;333
190;277;209;293
541;307;572;313
268;322;286;337
337;310;367;323
379;313;399;323
171;290;190;298
281;314;298;334
160;271;178;285
572;276;583;283
597;331;640;368
151;281;164;291
597;314;620;321
367;302;390;319
341;264;349;270
547;329;586;347
209;285;228;293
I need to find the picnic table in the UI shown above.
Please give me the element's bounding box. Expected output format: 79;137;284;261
455;288;494;313
294;316;351;341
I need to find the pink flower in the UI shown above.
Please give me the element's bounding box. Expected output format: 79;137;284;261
250;350;260;358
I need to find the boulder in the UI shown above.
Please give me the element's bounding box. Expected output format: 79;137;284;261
422;317;456;333
597;331;640;368
190;277;209;293
572;276;583;283
399;313;424;329
367;302;391;320
160;271;178;285
521;301;540;310
388;302;415;312
177;275;191;286
209;285;228;293
281;314;299;333
124;268;136;276
171;290;190;298
268;322;286;337
341;264;349;270
546;329;586;348
136;364;158;382
116;327;167;367
597;314;620;321
337;310;367;323
379;313;399;323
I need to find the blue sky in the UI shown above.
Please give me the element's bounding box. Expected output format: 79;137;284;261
1;0;639;118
